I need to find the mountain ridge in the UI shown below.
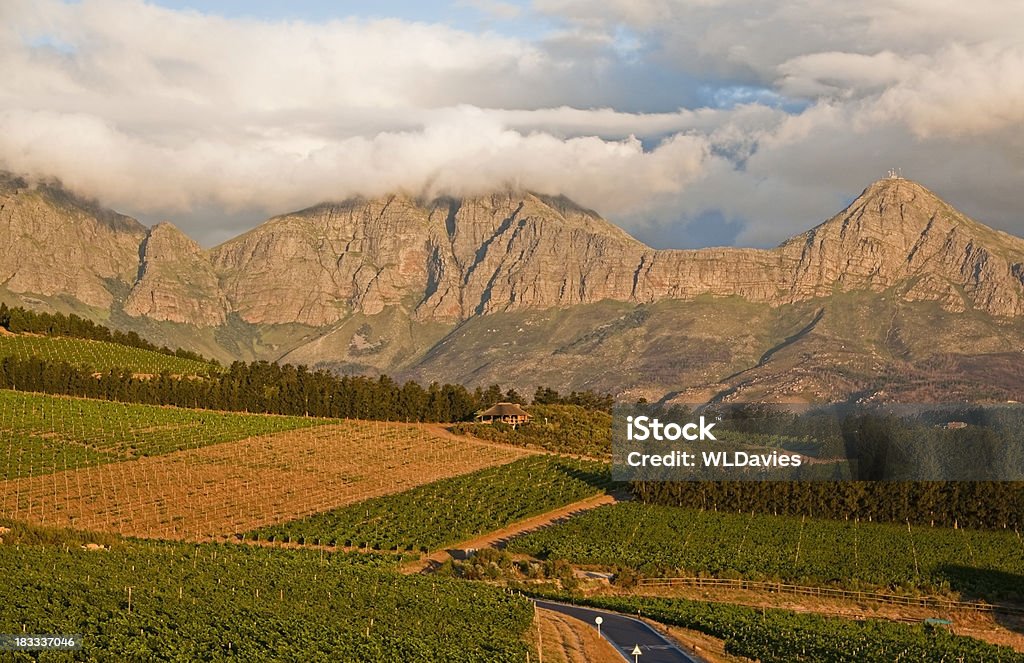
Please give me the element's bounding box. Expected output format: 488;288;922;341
1;172;1023;401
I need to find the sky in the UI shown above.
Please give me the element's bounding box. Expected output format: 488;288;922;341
1;1;1022;248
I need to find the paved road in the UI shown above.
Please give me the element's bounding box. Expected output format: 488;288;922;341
534;599;704;663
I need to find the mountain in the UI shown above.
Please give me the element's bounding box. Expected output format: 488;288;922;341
0;173;146;309
125;222;229;326
1;172;1022;402
778;178;1024;316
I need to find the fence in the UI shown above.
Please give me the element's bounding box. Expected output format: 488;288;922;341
635;576;1024;616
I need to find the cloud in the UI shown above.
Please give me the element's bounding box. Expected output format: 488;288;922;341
0;105;709;221
0;0;1022;248
776;51;921;99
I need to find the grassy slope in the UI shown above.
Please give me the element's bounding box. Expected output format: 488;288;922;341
452;404;612;456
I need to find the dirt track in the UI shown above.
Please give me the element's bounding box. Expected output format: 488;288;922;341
404;490;623;573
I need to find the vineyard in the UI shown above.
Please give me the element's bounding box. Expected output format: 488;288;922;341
0;390;528;540
0;390;331;480
0;528;532;661
0;334;216;375
532;592;1024;663
249;456;612;552
509;503;1024;598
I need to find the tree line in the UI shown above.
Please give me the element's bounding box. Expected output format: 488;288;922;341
0;356;480;422
0;305;615;422
531;386;614;412
631;481;1024;531
0;354;611;424
0;304;211;364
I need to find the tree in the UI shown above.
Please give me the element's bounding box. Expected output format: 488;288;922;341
532;386;561;405
480;384;503;408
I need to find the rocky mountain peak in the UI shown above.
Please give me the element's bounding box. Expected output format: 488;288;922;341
2;168;1023;336
779;177;1024;315
792;177;951;246
144;222;204;259
123;222;228;326
0;173;145;308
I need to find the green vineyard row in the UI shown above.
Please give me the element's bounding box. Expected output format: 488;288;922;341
509;502;1024;598
0;528;531;662
0;390;331;480
0;334;216;376
248;456;612;552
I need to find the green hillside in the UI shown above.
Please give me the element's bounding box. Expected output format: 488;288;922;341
0;390;332;480
0;333;217;375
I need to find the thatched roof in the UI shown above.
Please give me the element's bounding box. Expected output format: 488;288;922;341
477;402;531;418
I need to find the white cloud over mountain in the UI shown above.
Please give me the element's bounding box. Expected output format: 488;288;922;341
1;0;1022;247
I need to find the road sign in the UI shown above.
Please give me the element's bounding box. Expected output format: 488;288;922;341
594;616;603;637
631;644;642;662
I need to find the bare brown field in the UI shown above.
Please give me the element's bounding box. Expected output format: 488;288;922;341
532;608;624;663
0;421;531;541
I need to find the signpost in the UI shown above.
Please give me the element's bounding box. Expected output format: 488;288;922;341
631;644;642;663
594;616;603;637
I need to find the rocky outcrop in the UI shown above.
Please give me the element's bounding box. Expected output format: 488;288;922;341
0;174;146;308
210;196;433;326
778;178;1024;316
634;247;788;303
124;222;228;326
416;193;648;320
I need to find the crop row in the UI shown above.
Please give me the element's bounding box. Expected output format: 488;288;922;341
509;502;1024;597
0;390;332;480
248;456;612;552
0;533;532;661
0;334;216;375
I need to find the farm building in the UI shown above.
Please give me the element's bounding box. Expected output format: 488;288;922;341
475;402;532;428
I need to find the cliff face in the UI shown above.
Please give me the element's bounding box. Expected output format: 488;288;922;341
124;222;229;326
778;178;1024;316
202;192;649;326
0;174;146;309
197;178;1024;326
416;193;648;320
1;171;1023;400
209;196;434;326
